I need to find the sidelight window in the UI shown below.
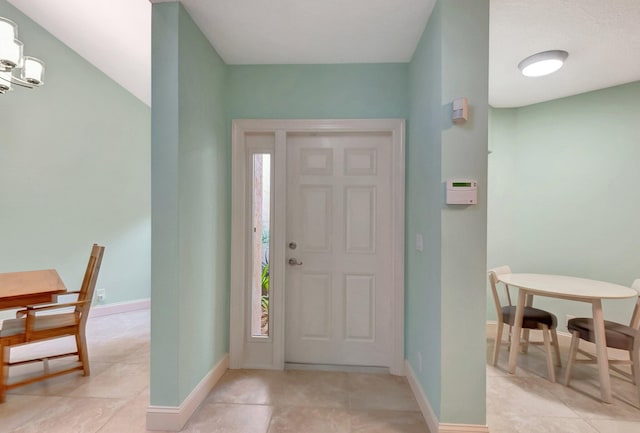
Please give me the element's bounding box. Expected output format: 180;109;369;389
250;153;272;337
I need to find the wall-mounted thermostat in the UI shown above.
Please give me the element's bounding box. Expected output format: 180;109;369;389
446;179;478;205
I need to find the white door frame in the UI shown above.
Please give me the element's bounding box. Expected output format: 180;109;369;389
229;119;405;374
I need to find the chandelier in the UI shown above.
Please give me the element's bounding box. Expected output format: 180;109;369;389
0;16;45;94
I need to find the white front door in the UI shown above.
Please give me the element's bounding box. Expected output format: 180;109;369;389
284;132;394;367
230;119;404;373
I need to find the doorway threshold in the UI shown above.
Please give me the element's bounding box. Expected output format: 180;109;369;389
285;362;390;374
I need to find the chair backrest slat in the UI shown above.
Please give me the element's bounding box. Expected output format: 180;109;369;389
76;244;105;326
629;279;640;330
488;265;512;325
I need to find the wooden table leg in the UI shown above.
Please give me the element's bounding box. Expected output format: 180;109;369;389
592;299;612;403
521;293;534;353
508;289;527;374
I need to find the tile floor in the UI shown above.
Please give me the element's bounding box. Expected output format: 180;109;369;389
0;310;426;433
1;309;639;433
486;333;640;433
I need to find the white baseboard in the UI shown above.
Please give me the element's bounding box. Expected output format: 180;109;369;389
405;360;490;433
486;320;573;347
488;321;609;353
439;423;491;433
487;319;573;343
146;353;229;431
486;320;630;361
89;298;150;318
404;360;440;433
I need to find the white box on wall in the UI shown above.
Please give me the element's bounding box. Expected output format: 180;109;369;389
446;179;477;204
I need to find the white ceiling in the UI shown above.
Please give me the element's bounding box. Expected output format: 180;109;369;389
5;0;640;108
180;0;436;65
6;0;151;105
490;0;640;107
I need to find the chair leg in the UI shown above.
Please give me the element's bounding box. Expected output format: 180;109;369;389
521;294;535;354
1;345;8;403
632;341;640;407
76;332;90;376
630;349;636;386
493;322;504;366
541;325;556;383
521;329;531;354
551;328;562;367
564;331;580;386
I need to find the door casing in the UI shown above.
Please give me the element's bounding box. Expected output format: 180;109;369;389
229;119;405;374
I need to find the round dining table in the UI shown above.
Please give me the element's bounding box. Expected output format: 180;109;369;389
497;273;637;403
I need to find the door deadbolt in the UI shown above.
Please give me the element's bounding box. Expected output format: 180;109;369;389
288;242;297;250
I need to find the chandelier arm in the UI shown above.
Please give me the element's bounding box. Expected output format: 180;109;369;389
0;73;35;89
10;77;36;89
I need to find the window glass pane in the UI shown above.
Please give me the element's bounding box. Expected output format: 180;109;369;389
250;153;271;337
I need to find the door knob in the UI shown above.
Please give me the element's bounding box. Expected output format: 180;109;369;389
288;258;303;266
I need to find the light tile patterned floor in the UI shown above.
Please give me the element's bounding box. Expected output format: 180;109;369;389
486;334;640;433
1;309;639;432
1;309;427;433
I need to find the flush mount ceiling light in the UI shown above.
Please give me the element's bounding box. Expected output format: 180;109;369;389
0;16;45;94
518;50;568;77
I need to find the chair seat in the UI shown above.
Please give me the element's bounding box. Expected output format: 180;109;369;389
0;313;78;338
568;317;638;351
502;306;557;329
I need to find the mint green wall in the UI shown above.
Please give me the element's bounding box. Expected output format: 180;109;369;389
150;2;230;406
150;2;180;405
406;0;443;417
150;7;408;411
149;1;490;424
228;63;408;118
0;0;150;319
439;0;489;423
488;82;640;329
407;0;489;425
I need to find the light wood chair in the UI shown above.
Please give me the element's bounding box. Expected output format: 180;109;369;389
488;265;562;382
0;244;105;403
564;279;640;405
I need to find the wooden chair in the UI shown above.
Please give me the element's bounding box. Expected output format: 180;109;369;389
488;265;562;382
0;244;105;402
564;279;640;405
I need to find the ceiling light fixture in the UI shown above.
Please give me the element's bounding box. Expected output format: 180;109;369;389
0;16;45;94
518;50;568;77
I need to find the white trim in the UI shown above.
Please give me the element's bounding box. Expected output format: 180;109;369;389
230;119;405;372
146;353;229;431
285;362;389;374
272;130;287;369
486;320;630;360
487;320;573;348
439;424;491;433
229;120;249;369
89;298;150;318
390;120;406;375
405;359;440;433
404;360;489;433
233;118;405;133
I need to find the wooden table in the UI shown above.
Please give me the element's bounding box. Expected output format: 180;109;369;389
0;269;67;310
498;273;636;403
